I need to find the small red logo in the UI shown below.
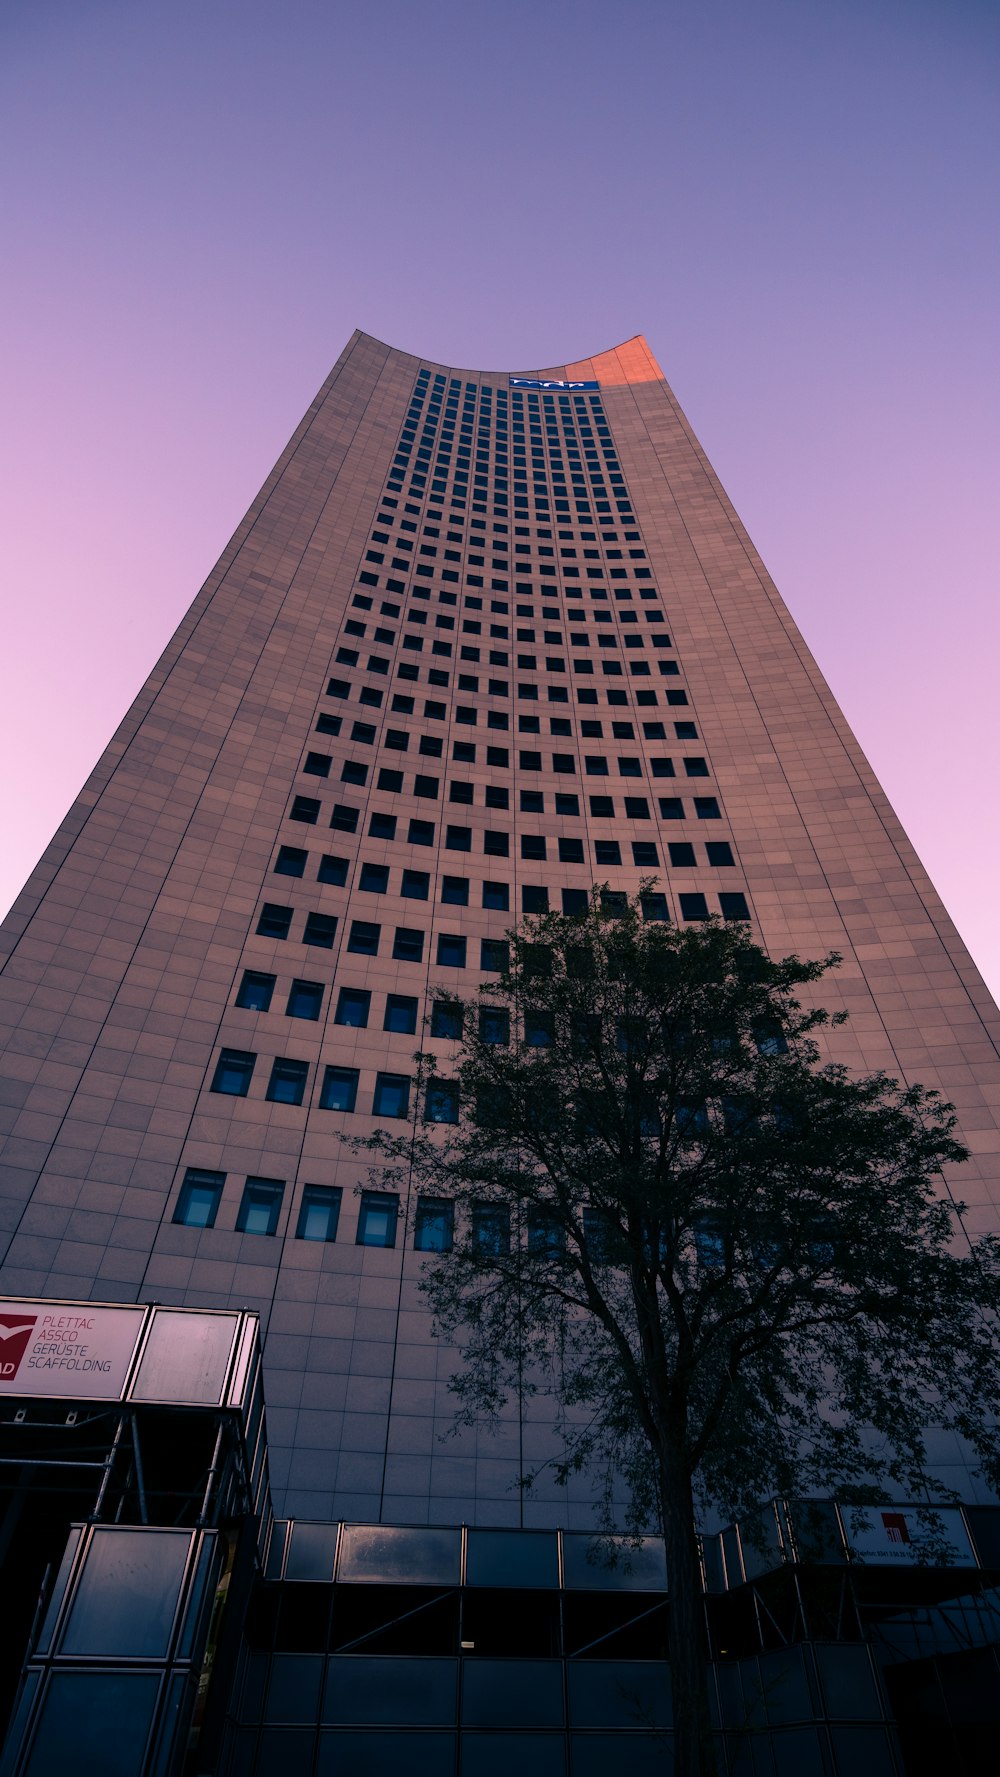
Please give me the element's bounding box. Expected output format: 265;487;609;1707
0;1313;38;1381
881;1512;910;1545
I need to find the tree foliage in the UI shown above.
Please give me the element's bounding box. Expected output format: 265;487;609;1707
350;895;1000;1773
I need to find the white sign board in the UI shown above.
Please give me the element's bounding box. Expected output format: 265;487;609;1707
0;1303;146;1399
844;1506;975;1566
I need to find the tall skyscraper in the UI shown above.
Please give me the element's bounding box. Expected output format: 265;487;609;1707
2;334;999;1774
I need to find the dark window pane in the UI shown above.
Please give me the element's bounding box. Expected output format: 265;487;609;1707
373;1073;411;1117
237;1176;284;1235
320;1066;359;1111
472;1204;510;1254
303;912;338;947
401;869;430;899
174;1168;224;1228
431;1000;463;1039
357;1192;398;1247
480;939;509;972
318;854;349;884
425;1079;460;1123
720;892;750;921
211;1049;255;1095
275;846;307;876
479;1007;510;1045
297;1185;342;1242
436;934;467;967
236;971;275;1011
257;903;292;939
266;1059;308;1104
415;1198;454;1251
286;979;323;1020
347;919;380;955
335;988;370;1027
384;994;418;1034
393;927;425;962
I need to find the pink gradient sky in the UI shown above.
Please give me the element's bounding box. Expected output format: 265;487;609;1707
2;0;998;997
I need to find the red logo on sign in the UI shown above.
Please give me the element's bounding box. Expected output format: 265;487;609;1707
881;1512;910;1545
0;1313;38;1381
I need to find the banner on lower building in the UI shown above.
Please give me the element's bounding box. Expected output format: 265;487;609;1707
0;1303;146;1398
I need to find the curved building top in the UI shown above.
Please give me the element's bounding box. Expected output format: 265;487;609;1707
353;330;667;389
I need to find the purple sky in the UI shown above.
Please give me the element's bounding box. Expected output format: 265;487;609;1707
2;0;998;997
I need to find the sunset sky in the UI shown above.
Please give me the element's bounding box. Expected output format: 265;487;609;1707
2;0;998;994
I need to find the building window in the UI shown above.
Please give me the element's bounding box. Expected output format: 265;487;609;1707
297;1185;342;1242
706;841;735;866
357;1192;398;1247
384;994;418;1034
236;1176;284;1236
482;880;510;910
522;886;549;914
425;1078;460;1123
275;845;308;877
562;888;588;916
393;927;425;963
173;1168;224;1229
524;1010;554;1047
632;843;659;866
720;892;750;921
359;862;390;893
680;893;710;920
436;933;467;968
695;797;721;819
335;988;370;1027
441;875;470;905
318;854;349;884
521;835;546;860
668;842;696;867
290;795;320;824
347;920;381;955
257;904;292;939
330;803;360;832
236;971;275;1012
594;841;621;865
641;892;670;922
431;1000;463;1039
401;869;430;899
211;1049;256;1096
415;1198;454;1251
266;1058;308;1104
684;757;709;778
479;1007;510;1045
320;1065;359;1111
373;1073;411;1118
472;1203;510;1254
480;939;509;973
303;912;338;948
286;979;323;1020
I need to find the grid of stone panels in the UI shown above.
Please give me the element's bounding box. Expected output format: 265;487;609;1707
2;332;1000;1529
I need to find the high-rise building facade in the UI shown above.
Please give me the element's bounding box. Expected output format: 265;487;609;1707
2;334;1000;1774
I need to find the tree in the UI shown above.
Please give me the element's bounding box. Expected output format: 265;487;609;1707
353;895;1000;1777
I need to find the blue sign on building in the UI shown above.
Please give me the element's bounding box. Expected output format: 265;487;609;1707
509;377;600;390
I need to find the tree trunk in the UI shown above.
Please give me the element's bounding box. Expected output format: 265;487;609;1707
661;1463;716;1777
